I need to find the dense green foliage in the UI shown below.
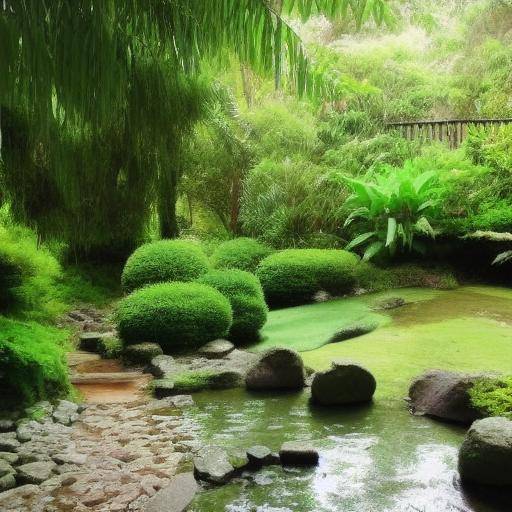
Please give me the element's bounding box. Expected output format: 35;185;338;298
0;317;71;407
121;240;209;292
198;269;268;342
256;249;359;307
469;376;512;419
116;282;233;353
210;238;273;273
343;165;438;260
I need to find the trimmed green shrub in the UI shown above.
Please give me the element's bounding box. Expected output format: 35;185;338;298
116;282;232;353
211;237;273;273
469;376;512;419
121;240;209;292
0;317;71;407
197;269;268;342
256;249;359;307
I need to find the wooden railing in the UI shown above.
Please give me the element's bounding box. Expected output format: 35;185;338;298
385;118;512;148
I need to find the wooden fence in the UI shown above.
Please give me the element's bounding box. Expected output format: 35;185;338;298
385;118;512;148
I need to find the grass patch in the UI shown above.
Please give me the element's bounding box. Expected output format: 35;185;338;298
0;316;71;407
256;286;512;401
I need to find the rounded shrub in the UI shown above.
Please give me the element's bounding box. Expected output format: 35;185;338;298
256;249;359;307
117;282;232;353
121;240;209;292
210;237;273;273
197;269;268;343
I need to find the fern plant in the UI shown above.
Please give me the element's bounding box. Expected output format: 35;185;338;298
342;163;439;260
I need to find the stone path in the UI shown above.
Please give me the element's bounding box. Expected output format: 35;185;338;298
0;395;199;512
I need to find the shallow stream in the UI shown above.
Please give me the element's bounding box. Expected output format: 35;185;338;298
185;286;512;512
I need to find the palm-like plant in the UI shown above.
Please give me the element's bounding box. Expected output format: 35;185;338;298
343;163;439;260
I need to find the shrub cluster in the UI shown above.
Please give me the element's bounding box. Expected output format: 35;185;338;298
121;240;209;292
198;269;268;342
469;376;512;419
0;317;71;407
256;249;359;307
116;282;232;353
210;237;273;273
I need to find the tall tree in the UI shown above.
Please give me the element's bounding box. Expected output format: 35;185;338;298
0;0;390;259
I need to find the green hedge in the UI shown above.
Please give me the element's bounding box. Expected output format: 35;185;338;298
197;269;268;342
0;317;71;407
256;249;359;307
117;282;232;353
121;240;209;292
211;237;273;273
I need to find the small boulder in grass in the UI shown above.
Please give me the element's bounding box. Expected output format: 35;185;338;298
245;347;306;391
123;342;163;365
311;361;376;406
279;441;319;466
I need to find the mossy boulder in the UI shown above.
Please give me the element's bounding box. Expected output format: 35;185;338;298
117;282;233;353
211;237;273;273
256;249;358;307
121;240;209;292
123;342;163;365
245;348;305;391
408;370;488;424
458;416;512;487
311;361;376;406
328;320;380;343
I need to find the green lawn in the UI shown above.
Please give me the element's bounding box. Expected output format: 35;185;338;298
257;286;512;401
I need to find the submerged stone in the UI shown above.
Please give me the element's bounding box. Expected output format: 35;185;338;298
373;296;406;311
245;347;305;391
328;320;379;343
459;417;512;487
311;360;376;405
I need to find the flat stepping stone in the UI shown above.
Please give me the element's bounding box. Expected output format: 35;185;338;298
247;445;279;467
193;446;235;484
145;472;198;512
279;441;319;466
123;343;163;365
67;351;101;368
16;461;57;484
198;339;235;359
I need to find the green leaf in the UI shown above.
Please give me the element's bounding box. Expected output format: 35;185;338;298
363;241;384;261
385;217;397;247
413;171;436;195
346;231;376;251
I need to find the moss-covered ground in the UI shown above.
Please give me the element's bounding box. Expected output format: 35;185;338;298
257;286;512;400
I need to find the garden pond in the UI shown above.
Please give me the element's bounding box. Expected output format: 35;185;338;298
186;286;512;512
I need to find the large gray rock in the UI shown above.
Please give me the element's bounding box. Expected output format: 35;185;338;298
408;370;486;424
245;348;305;391
52;400;80;426
146;355;176;378
193;446;235;484
279;441;319;466
459;417;512;486
144;472;198;512
311;361;376;405
16;461;57;484
123;342;163;365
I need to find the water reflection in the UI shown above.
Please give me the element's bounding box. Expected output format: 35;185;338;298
186;390;510;512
